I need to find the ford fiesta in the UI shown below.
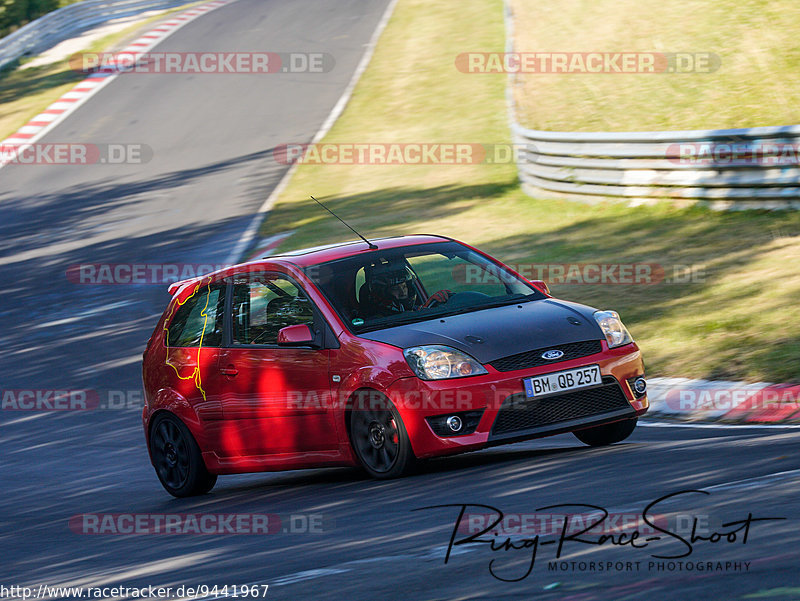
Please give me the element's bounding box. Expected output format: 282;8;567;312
142;235;648;496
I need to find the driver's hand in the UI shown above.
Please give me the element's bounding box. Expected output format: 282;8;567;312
421;289;453;308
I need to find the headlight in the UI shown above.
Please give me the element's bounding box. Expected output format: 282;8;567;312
593;310;633;348
403;345;488;380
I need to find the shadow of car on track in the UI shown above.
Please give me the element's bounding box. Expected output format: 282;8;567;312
196;441;646;501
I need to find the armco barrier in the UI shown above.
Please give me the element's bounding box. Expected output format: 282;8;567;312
504;3;800;209
512;124;800;207
0;0;195;70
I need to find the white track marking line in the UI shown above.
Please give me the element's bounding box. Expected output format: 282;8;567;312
639;420;800;430
0;0;238;172
701;468;800;492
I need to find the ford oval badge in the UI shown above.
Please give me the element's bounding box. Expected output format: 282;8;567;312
541;349;564;360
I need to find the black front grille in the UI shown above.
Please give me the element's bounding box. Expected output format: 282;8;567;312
490;340;602;372
491;377;632;436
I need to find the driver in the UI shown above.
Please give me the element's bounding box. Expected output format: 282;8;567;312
363;262;453;317
365;264;420;315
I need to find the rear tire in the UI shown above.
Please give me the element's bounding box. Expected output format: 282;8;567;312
150;413;217;497
574;417;638;447
349;391;416;479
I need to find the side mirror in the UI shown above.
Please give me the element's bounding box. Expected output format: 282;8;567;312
277;324;319;348
529;279;550;295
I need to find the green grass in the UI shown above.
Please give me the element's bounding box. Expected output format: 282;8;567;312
256;0;800;383
0;58;82;139
0;1;82;39
509;0;800;131
0;3;202;140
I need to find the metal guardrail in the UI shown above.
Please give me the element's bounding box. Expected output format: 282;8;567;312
0;0;194;70
504;5;800;207
512;124;800;203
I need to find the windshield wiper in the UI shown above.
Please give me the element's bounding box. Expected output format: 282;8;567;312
356;295;535;332
441;294;534;316
358;312;435;332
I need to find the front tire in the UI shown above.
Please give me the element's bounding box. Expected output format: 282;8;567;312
150;413;217;497
574;417;638;447
349;391;415;479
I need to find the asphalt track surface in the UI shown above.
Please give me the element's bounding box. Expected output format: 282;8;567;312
1;1;799;600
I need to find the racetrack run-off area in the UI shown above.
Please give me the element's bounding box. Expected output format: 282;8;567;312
1;1;799;600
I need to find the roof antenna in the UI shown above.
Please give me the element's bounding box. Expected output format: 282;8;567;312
310;195;378;249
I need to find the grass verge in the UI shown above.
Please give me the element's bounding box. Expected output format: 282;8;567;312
509;0;800;131
256;0;800;382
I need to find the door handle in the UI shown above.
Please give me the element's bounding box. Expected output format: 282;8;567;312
220;365;238;377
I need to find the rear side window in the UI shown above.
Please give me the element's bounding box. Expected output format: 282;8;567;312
166;283;225;347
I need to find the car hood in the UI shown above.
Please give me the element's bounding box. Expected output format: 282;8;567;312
359;298;604;364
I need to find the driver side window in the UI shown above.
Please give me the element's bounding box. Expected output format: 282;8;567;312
231;274;314;345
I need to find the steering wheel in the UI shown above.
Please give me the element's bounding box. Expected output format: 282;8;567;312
422;290;453;308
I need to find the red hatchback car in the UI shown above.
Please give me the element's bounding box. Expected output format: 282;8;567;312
142;235;648;496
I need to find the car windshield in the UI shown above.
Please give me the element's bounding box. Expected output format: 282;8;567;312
305;241;543;333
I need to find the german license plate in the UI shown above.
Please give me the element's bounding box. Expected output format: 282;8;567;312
523;364;602;399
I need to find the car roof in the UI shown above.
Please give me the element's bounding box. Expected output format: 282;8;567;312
264;234;455;267
167;235;457;296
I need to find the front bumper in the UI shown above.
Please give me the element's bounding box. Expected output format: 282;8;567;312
386;341;647;459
